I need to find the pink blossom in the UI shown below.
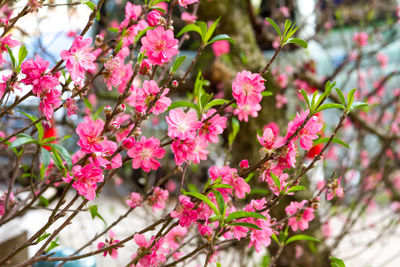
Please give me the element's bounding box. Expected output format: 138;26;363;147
64;98;78;117
286;110;323;150
0;192;14;216
171;195;198;227
248;219;273;252
147;11;161;27
199;109;227;143
376;52;388;69
209;166;250;199
166;108;202;140
232;70;265;105
93;140;122;170
103;57;123;90
178;0;198;8
97;230;120;259
127;192;142;208
234;102;261;122
327;176;345;201
212;40;230;57
148;187;169;211
60;36;96;81
258;127;276;150
171;139;195;165
286;200;315;231
165;226;187;251
0;35;19;66
141;26;178;65
275;93;288;108
63;163;104;200
188;137;209;164
353;32;368;47
120;2;142;29
127;136;165;172
239;159;249;169
134;80;171;115
181;12;197;23
76;117;105;154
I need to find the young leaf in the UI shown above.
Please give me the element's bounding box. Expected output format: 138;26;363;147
207;34;235;45
37;233;51;243
330;257;346;267
171;55;186;74
167;101;199;112
226;211;267;222
177;24;202;38
271;173;281;192
39;196;49;207
262;91;273;97
50;150;65;171
196;21;208;41
335;88;346;105
204;17;221;43
214;190;225;215
47;144;72;169
18;111;44;141
185;191;220;216
211;184;233;190
286;185;306;194
316;103;345;112
347;88;357;110
10;136;36;149
204;99;229;111
18;46;28;69
350;101;368;110
285;38;308;48
300;89;311;109
313;137;350;149
5;44;16;69
89;205;107;226
45;238;60;253
227;222;262;230
285;234;320;245
266;17;282;38
228;118;240;145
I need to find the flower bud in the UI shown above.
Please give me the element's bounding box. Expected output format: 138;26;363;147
159;17;166;26
168;25;174;31
133;127;142;137
239;159;249;169
122;137;136;149
109;121;120;130
147;11;161;27
104;105;113;117
116;103;126;113
171;80;178;88
139;59;152;76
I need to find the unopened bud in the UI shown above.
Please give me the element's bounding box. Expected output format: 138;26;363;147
147;11;161;27
109;121;120;130
139;59;152;76
168;25;174;31
171;80;178;88
104;105;113;117
159;17;166;26
133;127;142;137
116;103;126;113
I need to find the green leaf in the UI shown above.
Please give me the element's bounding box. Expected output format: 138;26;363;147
204;17;221;43
82;0;96;11
177;24;202;38
316;103;345;112
228;118;240;145
47;144;72;169
41;148;51;169
285;234;320;245
271;233;280;245
227;222;262;230
347;88;357;110
335;88;346;105
10;136;36;148
211;184;233;190
37;233;51;243
204;99;229;111
167;100;199;112
171;55;186;74
199;92;213;112
350;101;368;110
271;173;281;191
300;89;311;109
285;38;308;48
115;28;126;54
18;111;43;142
214;190;225;215
50;150;65;171
196;21;208;41
92;105;105;120
39;196;49;207
216;262;222;267
286;185;306;194
262;91;273;97
17;46;28;69
185;191;220;216
226;211;267;222
89;205;107;226
108;27;119;34
313;137;350;149
207;34;235;45
266;17;282;38
45;238;60;253
250;188;269;195
5;44;16;69
330;257;346;267
42;137;56;144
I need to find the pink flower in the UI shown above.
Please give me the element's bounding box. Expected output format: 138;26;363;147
258;128;276;150
134;80;171;115
171;195;198;227
248;219;273;252
275;93;288;108
60;36;96;81
120;2;142;29
97;231;120;259
141;26;178;65
165;226;187;251
286;200;315;231
178;0;198;8
376;52;388;69
103;57;123;90
181;12;197;23
188;137;209;164
240;159;249;169
147;11;161;27
209;166;250;199
64;98;78;117
234;102;261;122
166;108;202;140
127;192;142;208
93;140;122;170
0;35;19;66
232;70;265;105
212;40;230;57
353;32;368;47
171;139;195;165
199;109;227;143
63;163;104;200
327;176;345;201
76;117;105;154
127;136;165;172
39;88;61;120
0;192;14;216
148;187;169;211
286;110;323;150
